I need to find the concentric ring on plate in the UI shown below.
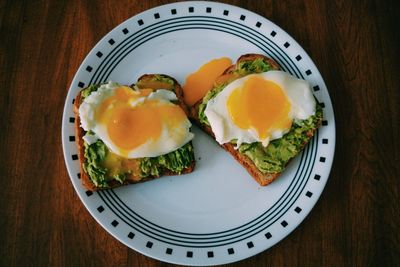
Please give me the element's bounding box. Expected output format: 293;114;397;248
87;17;320;247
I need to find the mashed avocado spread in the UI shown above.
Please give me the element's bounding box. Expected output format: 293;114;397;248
198;57;323;174
81;77;194;188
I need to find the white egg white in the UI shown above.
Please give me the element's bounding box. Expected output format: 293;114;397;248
79;81;194;158
204;70;316;148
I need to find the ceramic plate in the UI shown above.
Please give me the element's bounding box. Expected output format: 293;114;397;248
62;1;335;265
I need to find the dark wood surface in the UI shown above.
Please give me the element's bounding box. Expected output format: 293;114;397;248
1;0;399;266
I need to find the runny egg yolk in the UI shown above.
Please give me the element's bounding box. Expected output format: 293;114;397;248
95;86;187;156
183;57;232;106
227;75;292;140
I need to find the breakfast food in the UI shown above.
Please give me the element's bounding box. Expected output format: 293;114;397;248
74;74;195;190
183;57;232;106
190;54;323;186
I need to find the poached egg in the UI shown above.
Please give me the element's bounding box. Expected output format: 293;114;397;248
79;82;194;158
204;70;316;147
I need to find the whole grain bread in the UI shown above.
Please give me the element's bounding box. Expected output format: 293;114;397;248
74;74;195;191
189;54;322;186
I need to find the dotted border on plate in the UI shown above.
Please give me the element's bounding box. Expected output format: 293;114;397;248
66;2;333;264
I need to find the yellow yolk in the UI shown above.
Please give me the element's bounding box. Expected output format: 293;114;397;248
107;104;163;152
95;86;187;156
183;57;232;106
138;88;154;96
101;151;141;178
227;75;292;140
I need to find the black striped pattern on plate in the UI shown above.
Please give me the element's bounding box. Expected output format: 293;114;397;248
79;15;322;247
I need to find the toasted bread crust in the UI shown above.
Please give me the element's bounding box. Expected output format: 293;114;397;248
73;74;195;191
222;54;281;75
189;54;321;186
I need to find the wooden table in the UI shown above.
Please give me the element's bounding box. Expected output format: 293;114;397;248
1;0;399;266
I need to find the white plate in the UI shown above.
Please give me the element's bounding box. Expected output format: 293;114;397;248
62;1;335;265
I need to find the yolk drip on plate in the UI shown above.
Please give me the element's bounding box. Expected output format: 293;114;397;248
95;86;187;156
227;75;292;140
183;57;232;106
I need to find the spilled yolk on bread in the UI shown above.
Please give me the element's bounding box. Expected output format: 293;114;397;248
101;150;141;178
183;57;232;106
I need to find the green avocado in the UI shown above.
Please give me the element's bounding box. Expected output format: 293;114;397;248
80;77;194;188
83;138;194;188
237;105;323;173
139;143;194;177
81;84;100;98
197;57;323;174
83;139;108;187
147;74;175;86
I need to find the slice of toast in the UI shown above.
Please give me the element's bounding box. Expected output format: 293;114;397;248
74;74;195;191
189;54;322;186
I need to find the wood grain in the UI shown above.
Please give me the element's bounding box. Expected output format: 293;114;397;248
1;0;399;266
